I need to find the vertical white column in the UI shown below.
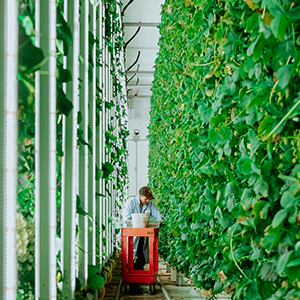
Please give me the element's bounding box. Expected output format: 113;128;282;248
83;0;89;280
0;0;5;297
88;1;96;266
105;22;109;261
78;0;89;285
108;43;112;257
92;3;97;266
35;0;57;298
1;1;18;299
60;0;68;284
34;2;41;298
62;0;79;298
98;2;103;264
102;2;107;262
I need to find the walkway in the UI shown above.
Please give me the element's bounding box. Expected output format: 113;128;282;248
103;258;230;300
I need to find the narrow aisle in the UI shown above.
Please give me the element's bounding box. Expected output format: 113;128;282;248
103;258;230;300
119;283;166;300
158;262;204;300
119;261;166;300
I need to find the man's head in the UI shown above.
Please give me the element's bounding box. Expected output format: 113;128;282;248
139;186;154;206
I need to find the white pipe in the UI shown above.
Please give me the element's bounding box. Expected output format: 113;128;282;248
157;277;172;300
4;1;18;299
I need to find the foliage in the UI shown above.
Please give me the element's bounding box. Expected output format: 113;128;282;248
149;0;300;299
17;0;128;298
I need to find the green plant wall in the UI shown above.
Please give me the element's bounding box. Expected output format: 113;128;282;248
149;0;300;299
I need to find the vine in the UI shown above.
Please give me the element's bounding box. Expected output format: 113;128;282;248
149;0;300;299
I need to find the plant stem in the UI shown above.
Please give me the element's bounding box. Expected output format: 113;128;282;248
192;61;214;67
25;54;50;74
230;222;249;279
266;97;300;139
292;23;295;45
226;107;247;126
269;81;278;103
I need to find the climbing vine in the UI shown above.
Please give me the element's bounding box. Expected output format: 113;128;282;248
149;0;300;299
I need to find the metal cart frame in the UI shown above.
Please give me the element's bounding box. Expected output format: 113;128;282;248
121;227;159;294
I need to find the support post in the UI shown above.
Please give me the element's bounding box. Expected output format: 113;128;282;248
78;0;89;285
35;0;57;298
1;1;18;299
62;0;80;298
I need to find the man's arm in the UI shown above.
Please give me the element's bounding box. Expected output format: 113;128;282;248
123;200;133;221
149;202;162;221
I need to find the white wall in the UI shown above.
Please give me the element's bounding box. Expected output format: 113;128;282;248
127;103;150;197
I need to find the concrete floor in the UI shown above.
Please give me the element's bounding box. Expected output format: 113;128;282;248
103;259;230;300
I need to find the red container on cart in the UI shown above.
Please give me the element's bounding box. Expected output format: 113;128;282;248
121;225;159;293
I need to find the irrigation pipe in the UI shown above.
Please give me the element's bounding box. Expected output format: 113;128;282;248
157;277;172;300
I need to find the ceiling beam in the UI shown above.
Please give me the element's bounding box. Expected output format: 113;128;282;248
127;84;152;88
123;22;160;27
126;46;159;50
126;70;154;75
128;95;152;98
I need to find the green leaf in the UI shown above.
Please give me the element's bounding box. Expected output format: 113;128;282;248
253;200;270;219
225;168;233;182
246;12;260;32
259;260;278;281
95;165;103;180
280;191;294;208
250;246;261;261
295;241;300;257
270;15;289;40
277;251;292;275
57;11;73;45
102;162;114;178
208;126;232;145
277;65;293;89
248;93;267;111
88;264;99;276
288;7;300;20
213;280;223;293
87;273;105;289
258;114;273;137
245;281;262;300
286;258;300;268
19;32;45;71
247;36;259;57
224;141;231;156
254;178;268;198
195;0;205;8
272;209;288;228
237;158;253;175
57;67;72;83
77;111;82;125
57;88;73;116
241;188;255;210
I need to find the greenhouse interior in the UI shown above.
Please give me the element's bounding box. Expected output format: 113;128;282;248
1;0;300;299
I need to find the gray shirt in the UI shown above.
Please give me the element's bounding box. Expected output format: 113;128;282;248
123;195;162;263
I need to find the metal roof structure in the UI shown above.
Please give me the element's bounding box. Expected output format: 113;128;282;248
122;0;163;117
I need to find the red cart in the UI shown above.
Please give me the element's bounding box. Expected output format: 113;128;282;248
121;226;159;294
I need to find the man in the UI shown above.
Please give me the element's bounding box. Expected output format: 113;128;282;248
123;186;162;270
